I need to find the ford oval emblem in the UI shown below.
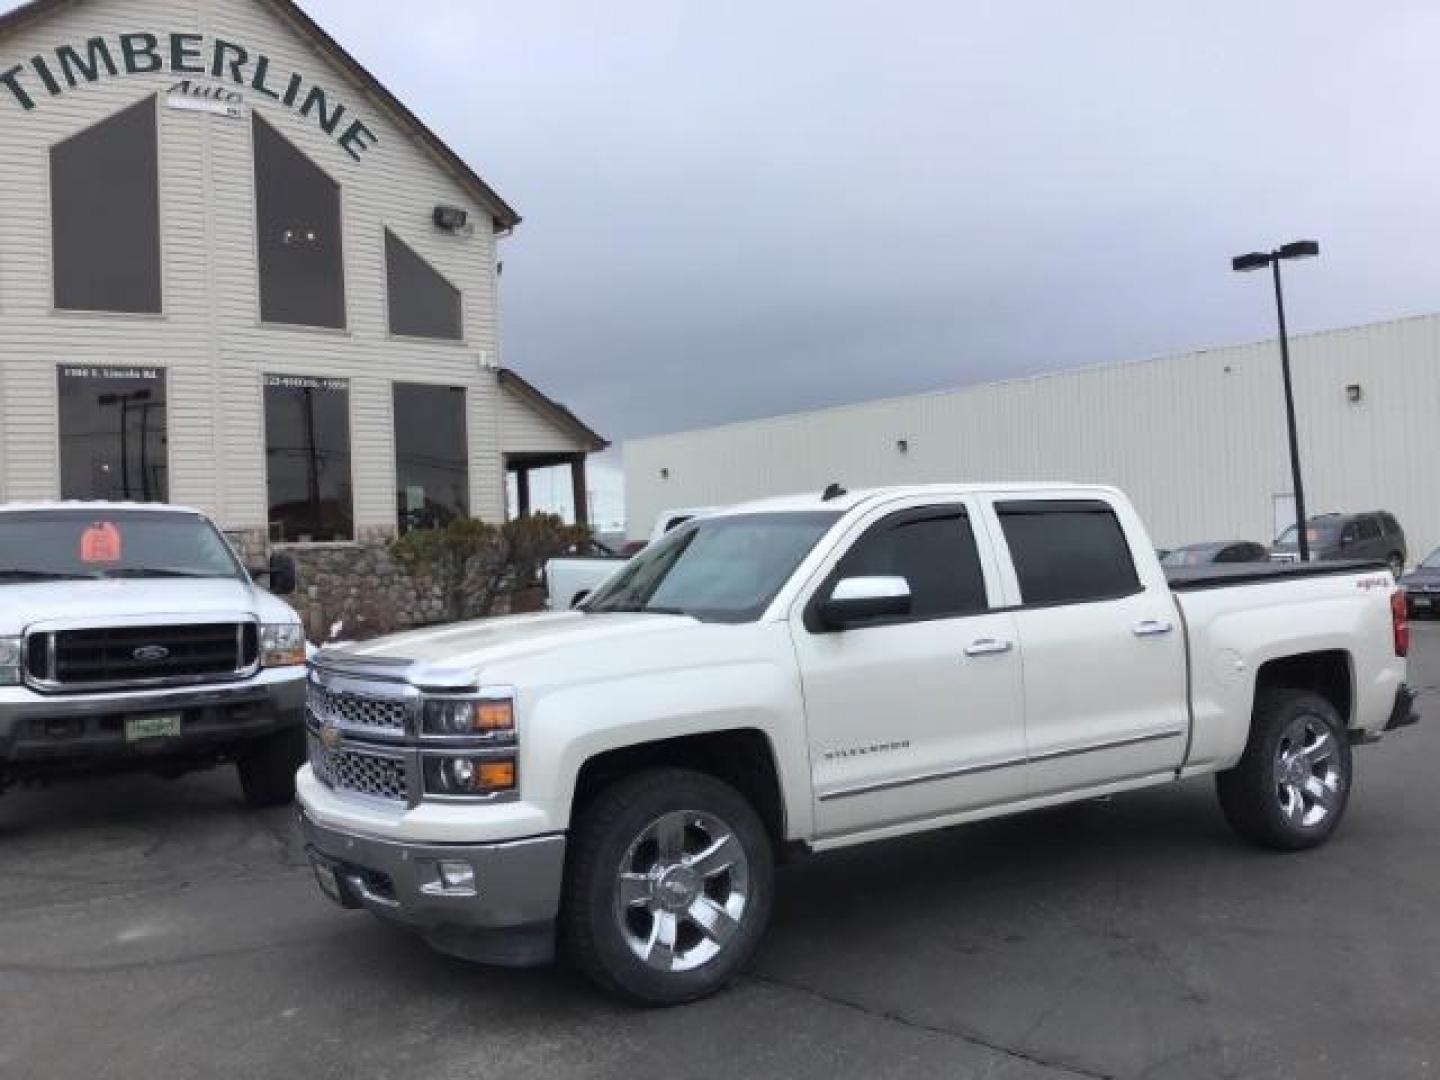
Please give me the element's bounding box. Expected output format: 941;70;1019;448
133;644;171;662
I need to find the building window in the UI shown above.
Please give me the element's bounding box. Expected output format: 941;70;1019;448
58;366;168;501
394;383;469;532
264;375;353;542
51;96;161;313
385;230;462;340
253;114;345;329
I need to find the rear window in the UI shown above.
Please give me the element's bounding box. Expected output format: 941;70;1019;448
997;501;1140;605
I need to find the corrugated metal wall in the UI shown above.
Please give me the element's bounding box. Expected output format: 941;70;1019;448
625;313;1440;559
0;0;517;531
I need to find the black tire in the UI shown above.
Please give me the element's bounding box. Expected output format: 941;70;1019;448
1216;689;1352;851
562;768;773;1005
236;725;306;808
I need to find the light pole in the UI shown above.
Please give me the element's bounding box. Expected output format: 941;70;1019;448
1232;240;1319;561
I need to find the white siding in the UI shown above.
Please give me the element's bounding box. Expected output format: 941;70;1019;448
0;0;544;531
625;313;1440;558
499;383;590;456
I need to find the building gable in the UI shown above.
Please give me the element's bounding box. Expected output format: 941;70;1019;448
0;0;518;230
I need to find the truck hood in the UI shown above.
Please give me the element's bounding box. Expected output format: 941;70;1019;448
320;611;697;683
0;578;296;636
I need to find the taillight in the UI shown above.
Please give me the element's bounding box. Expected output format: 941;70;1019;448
1392;589;1410;657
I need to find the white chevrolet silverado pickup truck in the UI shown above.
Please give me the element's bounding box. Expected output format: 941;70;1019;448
298;483;1417;1004
0;503;308;807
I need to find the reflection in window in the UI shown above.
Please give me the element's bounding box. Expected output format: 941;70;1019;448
394;383;469;532
264;375;353;542
51;96;161;313
253;114;345;328
385;230;462;340
58;366;169;501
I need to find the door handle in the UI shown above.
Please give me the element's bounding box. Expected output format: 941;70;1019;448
1132;619;1174;637
964;638;1013;657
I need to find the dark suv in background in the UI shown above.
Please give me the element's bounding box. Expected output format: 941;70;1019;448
1272;511;1407;576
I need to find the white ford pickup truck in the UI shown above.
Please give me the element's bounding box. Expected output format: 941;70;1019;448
0;503;308;807
298;483;1417;1004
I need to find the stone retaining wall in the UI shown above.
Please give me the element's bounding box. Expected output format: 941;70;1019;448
278;542;447;642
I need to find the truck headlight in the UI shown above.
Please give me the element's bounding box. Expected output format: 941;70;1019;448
421;696;514;740
0;637;20;686
260;623;306;667
422;753;517;798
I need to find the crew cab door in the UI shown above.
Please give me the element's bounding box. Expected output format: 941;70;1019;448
983;496;1188;795
790;498;1027;839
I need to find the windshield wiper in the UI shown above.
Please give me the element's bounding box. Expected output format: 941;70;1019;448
0;569;99;582
593;604;690;615
102;568;222;579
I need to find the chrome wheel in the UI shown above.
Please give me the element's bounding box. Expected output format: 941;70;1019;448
613;810;750;973
1273;713;1344;829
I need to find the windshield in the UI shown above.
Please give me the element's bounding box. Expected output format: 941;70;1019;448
1421;548;1440;569
0;511;244;583
1275;520;1340;547
585;511;841;622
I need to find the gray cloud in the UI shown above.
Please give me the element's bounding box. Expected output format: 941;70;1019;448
8;0;1440;450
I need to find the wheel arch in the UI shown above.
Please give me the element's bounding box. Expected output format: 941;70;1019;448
1252;649;1354;727
569;729;789;850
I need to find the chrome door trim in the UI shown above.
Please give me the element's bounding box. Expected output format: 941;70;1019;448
818;728;1185;803
817;754;1027;802
1029;727;1185;764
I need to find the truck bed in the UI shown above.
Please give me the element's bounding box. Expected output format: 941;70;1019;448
1166;559;1389;592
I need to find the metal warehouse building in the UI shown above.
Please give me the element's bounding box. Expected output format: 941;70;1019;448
0;0;606;558
625;312;1440;560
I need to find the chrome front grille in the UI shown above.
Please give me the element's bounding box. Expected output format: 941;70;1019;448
307;681;410;734
308;735;408;802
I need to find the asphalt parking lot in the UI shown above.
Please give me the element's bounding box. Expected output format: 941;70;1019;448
3;633;1438;1080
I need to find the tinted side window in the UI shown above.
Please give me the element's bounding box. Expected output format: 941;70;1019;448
833;509;988;621
998;501;1140;605
1356;517;1382;541
51;96;161;313
1381;513;1401;536
385;230;462;340
253;114;345;328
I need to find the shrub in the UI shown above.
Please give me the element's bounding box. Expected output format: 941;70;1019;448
389;514;590;622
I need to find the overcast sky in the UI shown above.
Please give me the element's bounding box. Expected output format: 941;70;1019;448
282;0;1440;443
7;0;1440;524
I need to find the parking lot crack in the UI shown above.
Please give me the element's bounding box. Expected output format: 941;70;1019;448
745;971;1115;1079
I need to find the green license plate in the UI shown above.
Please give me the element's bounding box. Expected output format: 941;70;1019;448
125;712;182;742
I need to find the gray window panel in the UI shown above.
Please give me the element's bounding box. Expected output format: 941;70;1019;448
394;383;469;532
835;509;988;622
253;114;346;329
58;366;168;501
998;504;1140;605
385;230;462;340
51;97;161;313
264;376;353;542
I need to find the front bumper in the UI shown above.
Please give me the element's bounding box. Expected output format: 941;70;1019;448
300;809;566;967
0;668;306;772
